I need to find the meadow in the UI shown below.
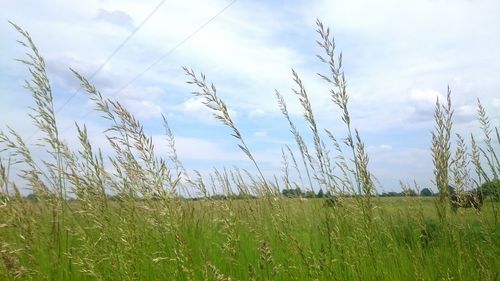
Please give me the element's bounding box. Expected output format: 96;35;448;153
1;21;499;280
1;196;499;280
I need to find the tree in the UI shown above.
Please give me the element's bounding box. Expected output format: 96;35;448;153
24;193;38;201
380;191;400;197
282;188;303;198
304;191;316;198
420;188;433;197
317;189;324;198
480;179;500;201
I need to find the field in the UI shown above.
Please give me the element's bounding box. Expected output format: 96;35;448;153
0;197;499;280
1;21;500;280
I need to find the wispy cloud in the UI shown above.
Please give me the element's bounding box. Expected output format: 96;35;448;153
95;9;135;30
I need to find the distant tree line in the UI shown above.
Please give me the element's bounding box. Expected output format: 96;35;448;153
380;188;434;197
380;180;500;201
10;179;499;202
280;187;433;198
281;188;333;198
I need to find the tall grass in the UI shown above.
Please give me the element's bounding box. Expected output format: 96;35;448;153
0;20;498;280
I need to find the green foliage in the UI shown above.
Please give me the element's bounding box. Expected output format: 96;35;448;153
380;191;401;197
304;190;316;198
281;188;303;198
380;190;423;197
480;179;500;201
420;188;433;197
24;193;38;201
317;188;324;198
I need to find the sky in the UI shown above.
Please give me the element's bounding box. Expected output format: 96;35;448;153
1;0;499;193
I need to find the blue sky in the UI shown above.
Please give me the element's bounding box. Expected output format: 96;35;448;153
1;0;499;193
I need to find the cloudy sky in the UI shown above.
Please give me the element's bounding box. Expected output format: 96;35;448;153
1;0;499;192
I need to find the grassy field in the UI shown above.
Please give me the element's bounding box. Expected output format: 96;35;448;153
0;197;499;280
1;21;499;280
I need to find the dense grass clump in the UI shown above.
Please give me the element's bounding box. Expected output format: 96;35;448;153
1;20;499;280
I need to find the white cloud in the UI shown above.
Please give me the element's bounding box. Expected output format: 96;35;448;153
253;130;267;138
178;97;214;123
122;99;162;119
401;88;444;124
493;98;500;108
379;144;392;150
368;144;393;151
248;108;266;119
409;89;443;105
178;96;240;124
154;136;243;162
182;97;206;112
368;147;434;190
455;105;476;123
